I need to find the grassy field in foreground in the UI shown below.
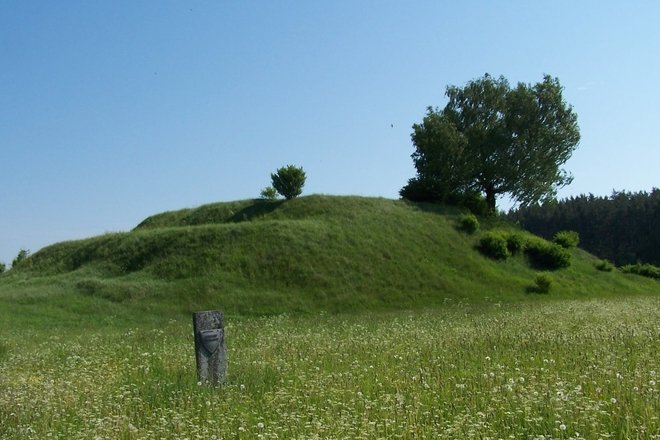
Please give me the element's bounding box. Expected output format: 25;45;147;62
1;297;658;439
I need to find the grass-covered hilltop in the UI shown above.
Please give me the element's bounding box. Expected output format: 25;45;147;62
0;195;656;322
1;195;659;439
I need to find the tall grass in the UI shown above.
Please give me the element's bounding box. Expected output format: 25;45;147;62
1;297;658;439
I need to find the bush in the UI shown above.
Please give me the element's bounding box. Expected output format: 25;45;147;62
447;191;491;216
525;239;571;270
0;261;5;273
399;177;446;203
400;180;490;215
271;165;306;200
479;231;510;260
458;213;479;234
553;230;580;248
595;259;614;272
620;263;660;280
506;233;526;255
534;273;553;293
12;249;30;268
259;186;278;200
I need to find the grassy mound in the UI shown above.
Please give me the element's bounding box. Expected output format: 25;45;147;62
1;195;656;320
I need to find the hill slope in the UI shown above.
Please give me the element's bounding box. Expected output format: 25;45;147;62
0;195;657;320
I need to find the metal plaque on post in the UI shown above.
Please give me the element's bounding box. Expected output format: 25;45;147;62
193;310;227;385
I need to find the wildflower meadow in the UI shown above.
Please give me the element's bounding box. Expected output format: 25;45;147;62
1;296;658;439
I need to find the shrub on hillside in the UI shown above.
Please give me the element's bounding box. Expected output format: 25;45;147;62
399;177;445;203
447;192;491;216
0;261;5;273
620;263;660;280
12;249;30;268
595;259;614;272
553;230;580;248
506;233;526;255
534;273;553;293
271;165;306;200
479;231;510;260
259;186;279;200
458;213;480;234
524;239;571;270
400;180;490;215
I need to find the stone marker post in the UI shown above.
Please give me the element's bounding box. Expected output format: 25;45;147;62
193;310;227;385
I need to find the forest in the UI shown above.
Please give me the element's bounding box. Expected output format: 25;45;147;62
507;188;659;266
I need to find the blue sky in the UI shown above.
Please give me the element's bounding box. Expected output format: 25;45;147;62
2;1;659;266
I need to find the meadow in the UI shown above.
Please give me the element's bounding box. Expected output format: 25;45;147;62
1;296;658;439
2;196;659;438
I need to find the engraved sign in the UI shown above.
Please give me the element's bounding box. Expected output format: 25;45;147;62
193;310;227;385
199;329;223;355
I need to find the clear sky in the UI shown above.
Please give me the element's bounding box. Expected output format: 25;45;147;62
2;1;659;266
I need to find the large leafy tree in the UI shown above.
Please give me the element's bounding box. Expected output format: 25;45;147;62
402;74;580;211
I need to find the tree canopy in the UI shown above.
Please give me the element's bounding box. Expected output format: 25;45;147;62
507;189;660;266
401;74;580;211
271;165;306;200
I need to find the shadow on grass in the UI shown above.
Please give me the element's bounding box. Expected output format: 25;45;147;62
525;284;551;295
229;200;285;222
403;200;461;217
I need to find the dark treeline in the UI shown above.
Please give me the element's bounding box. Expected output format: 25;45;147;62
507;188;659;266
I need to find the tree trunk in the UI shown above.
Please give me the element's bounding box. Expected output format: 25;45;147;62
485;184;497;212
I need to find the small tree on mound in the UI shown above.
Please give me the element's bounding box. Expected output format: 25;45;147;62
12;249;30;268
259;186;279;200
271;165;306;200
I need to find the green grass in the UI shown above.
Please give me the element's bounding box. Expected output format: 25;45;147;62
1;195;656;321
1;195;658;438
1;298;658;438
